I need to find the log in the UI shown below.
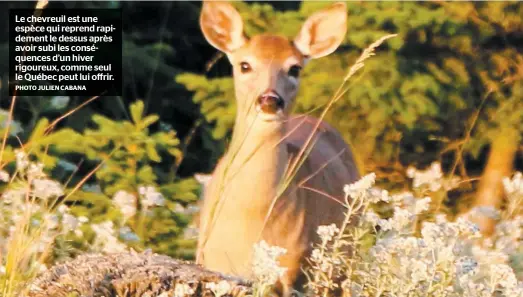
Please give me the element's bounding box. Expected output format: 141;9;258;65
23;250;252;297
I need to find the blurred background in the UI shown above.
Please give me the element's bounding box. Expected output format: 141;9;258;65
0;0;521;264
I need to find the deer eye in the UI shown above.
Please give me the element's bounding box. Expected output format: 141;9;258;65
240;62;252;73
288;65;302;78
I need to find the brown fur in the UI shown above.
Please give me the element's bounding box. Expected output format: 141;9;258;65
196;1;359;295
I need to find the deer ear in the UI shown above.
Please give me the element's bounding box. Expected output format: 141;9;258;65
200;1;247;53
293;2;347;59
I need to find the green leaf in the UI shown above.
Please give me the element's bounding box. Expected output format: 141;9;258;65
130;100;145;124
140;115;160;129
146;142;162;162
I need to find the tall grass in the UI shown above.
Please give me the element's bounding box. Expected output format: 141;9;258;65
0;128;111;296
0;2;105;293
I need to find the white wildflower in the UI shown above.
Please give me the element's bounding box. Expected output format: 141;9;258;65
378;207;413;232
20;202;42;215
91;221;127;253
252;240;287;285
27;162;45;179
74;216;89;238
503;285;523;297
468;205;501;220
57;204;69;214
363;211;380;226
369;244;392;264
367;187;390;204
406;166;417;178
406;259;430;283
349;282;363;297
174;283;195;297
435;213;448;224
490;264;518;289
421;222;445;247
37;263;47;273
62;213;79;232
503;172;523;196
455;217;481;238
174;202;185;213
1;188;26;204
15;150;29;171
343;173;376;199
471;245;509;264
206;280;231;297
455;257;478;277
43;213;59;230
112;190;137;220
414;197;432;214
391;191;416;206
34;232;55;253
493;217;523;253
0;170;10;182
407;162;445;191
310;248;322;262
31;178;64;199
458;274;490;297
138;185;165;208
317;224;340;242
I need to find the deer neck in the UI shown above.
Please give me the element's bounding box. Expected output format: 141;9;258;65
229;110;287;163
219;110;289;208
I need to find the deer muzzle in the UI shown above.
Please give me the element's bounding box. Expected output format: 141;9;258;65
256;91;284;114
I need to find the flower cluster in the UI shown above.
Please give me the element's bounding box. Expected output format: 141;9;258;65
0;151;167;281
0;150;85;277
406;162;460;192
252;240;288;286
300;168;523;297
205;280;232;297
90;221;128;254
113;190;137;221
138;185;165;208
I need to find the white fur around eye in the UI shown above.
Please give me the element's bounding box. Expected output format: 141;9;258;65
284;56;301;69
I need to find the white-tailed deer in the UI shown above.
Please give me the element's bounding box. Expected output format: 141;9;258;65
197;1;360;295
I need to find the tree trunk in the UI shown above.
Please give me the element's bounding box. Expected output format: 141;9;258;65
23;250;251;297
471;126;519;235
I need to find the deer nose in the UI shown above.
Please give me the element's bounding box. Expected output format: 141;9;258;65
257;91;284;114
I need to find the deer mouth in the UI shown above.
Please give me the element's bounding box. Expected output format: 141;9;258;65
255;91;285;121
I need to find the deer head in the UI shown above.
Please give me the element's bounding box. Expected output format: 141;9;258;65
200;1;347;123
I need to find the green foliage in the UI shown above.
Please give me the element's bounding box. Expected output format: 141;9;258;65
9;100;200;259
56;100;182;194
175;74;236;140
